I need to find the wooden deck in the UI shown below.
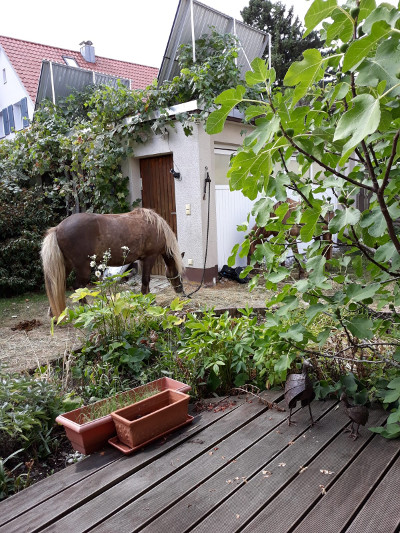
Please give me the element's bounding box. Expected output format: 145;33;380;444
1;391;399;533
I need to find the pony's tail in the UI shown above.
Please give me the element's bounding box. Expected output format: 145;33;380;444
41;228;66;318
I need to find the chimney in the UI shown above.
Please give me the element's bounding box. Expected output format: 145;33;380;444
79;41;95;63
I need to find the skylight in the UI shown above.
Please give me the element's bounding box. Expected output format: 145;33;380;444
63;56;79;68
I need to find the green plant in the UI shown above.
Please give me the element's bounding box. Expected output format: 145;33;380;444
0;186;63;296
206;0;400;435
0;449;30;501
177;307;290;394
0;367;66;458
75;387;161;424
370;375;400;439
56;251;187;378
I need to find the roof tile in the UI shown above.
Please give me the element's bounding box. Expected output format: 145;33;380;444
0;35;158;102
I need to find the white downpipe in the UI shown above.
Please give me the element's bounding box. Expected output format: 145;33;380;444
49;62;56;105
190;0;196;63
268;33;272;70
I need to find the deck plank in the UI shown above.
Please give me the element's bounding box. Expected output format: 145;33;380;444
240;406;391;533
190;400;350;533
137;399;334;533
0;397;241;532
2;393;280;533
290;424;399;533
0;447;121;526
54;392;283;533
0;394;397;533
344;454;400;533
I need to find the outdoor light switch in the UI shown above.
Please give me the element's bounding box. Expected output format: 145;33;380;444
185;204;191;215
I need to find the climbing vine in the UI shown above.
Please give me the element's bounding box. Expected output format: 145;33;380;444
0;29;243;215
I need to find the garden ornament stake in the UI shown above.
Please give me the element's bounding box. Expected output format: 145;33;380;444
340;392;369;441
284;359;315;426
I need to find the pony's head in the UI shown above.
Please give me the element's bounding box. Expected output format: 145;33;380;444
165;252;185;293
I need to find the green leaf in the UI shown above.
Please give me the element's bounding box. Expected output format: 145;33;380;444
359;0;377;21
284;49;326;106
279;324;307;342
244;115;280;154
245;58;271;86
369;424;400;438
346;283;380;302
341;373;358;393
334;95;380;161
252;197;275;226
387;409;400;425
380;388;400;403
228;150;272;196
326;9;354;45
374;241;397;263
267;267;289;283
342;20;392;72
304;0;338;37
206;85;246;134
328;207;361;233
346;316;374;339
274;352;296;374
357;40;400;96
360;207;387;237
300;207;321;242
362;4;400;34
305;303;328;324
387;377;400;391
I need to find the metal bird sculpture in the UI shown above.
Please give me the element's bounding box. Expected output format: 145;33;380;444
340;392;369;440
284;359;315;426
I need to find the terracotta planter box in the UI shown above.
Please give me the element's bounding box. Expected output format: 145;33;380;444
56;377;191;455
110;389;192;454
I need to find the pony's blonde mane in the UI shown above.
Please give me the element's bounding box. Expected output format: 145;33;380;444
41;227;66;318
140;208;184;274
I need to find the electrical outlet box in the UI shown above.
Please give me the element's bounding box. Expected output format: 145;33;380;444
187;258;193;266
185;204;191;215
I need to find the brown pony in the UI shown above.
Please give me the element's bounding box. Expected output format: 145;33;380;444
41;208;184;318
247;199;332;272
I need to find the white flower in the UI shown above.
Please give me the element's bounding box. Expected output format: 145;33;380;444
89;254;96;260
121;245;130;251
90;261;96;268
95;270;101;278
98;263;106;271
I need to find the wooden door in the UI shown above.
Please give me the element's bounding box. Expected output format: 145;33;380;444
140;154;177;275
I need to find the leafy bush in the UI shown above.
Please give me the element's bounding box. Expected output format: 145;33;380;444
55;259;186;393
0;368;66;458
0;187;62;296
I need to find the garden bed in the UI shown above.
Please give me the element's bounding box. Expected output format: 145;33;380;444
1;277;270;373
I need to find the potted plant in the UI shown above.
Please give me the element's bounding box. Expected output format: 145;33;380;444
109;388;192;454
56;377;191;454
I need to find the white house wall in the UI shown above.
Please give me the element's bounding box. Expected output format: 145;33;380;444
125;121;220;283
0;45;33;139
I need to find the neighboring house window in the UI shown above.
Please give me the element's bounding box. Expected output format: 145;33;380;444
2;68;6;83
16;97;29;129
63;56;79;67
7;105;15;132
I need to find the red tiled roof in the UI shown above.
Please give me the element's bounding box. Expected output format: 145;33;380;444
0;35;158;102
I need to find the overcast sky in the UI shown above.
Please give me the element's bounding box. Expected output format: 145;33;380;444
1;0;398;68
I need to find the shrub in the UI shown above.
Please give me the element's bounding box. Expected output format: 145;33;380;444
0;187;62;296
